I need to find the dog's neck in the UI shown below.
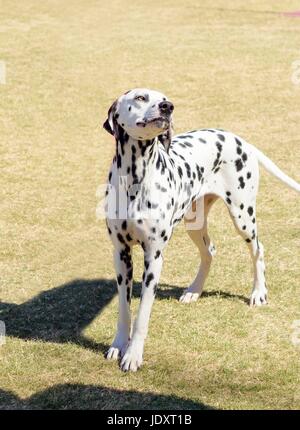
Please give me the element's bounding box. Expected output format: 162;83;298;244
115;134;165;187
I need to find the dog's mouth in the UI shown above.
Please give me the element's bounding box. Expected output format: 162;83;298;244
136;116;170;128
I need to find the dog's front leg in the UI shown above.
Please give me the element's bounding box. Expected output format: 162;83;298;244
106;246;133;360
120;251;163;372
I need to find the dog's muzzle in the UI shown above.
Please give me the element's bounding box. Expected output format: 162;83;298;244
136;101;174;128
158;101;174;115
136;117;170;128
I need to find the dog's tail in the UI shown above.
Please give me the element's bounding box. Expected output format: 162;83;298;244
252;146;300;193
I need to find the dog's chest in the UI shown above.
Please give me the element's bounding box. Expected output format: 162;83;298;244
106;130;242;246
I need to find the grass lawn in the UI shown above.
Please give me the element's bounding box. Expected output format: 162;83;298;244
0;0;300;410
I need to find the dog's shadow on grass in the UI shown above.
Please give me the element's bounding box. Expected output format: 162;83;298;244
0;383;213;410
159;286;249;304
0;278;248;354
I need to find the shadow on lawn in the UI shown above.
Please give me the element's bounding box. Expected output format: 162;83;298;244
0;278;248;353
0;384;213;410
0;279;243;410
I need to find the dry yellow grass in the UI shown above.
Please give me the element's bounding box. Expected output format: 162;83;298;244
0;0;300;409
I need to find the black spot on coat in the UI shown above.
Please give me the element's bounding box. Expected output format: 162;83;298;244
235;159;243;172
145;273;154;287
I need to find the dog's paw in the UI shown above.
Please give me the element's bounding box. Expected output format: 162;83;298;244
179;290;200;304
120;344;143;372
250;288;268;307
105;346;121;360
105;338;129;361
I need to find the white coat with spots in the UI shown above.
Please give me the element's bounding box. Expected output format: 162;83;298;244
103;88;300;371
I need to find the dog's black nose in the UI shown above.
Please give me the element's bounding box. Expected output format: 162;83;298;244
159;100;174;114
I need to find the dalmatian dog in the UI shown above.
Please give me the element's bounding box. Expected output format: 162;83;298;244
103;88;300;372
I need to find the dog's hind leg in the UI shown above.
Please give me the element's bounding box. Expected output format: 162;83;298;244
180;194;218;303
106;246;133;360
226;201;267;307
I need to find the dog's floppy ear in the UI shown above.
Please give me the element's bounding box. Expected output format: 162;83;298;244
158;122;173;154
103;100;118;137
103;118;114;136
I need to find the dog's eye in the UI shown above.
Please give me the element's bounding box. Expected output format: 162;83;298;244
135;95;146;102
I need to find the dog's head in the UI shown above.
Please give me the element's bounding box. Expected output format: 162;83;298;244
103;88;174;152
